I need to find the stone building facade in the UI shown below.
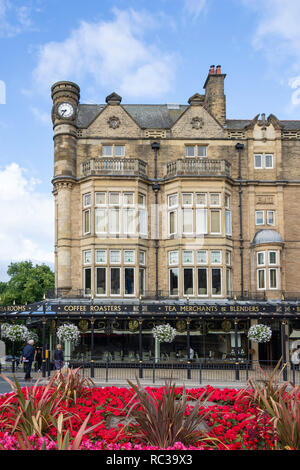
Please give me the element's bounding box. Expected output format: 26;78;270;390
50;66;300;363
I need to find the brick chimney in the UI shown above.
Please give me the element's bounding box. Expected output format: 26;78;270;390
203;65;226;126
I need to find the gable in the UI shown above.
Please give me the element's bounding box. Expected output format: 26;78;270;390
85;105;142;138
171;105;225;138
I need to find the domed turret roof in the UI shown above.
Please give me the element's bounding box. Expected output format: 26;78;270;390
251;229;283;246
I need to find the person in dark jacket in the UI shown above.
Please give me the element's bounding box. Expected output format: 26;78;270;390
34;347;42;372
22;340;35;381
54;344;64;370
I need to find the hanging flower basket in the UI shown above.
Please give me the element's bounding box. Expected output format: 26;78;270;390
248;324;272;343
57;323;80;344
2;324;29;343
152;324;177;343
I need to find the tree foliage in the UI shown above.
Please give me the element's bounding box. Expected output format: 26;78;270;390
0;261;54;305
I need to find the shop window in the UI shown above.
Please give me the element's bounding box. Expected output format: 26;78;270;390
110;267;121;295
169;268;179;296
211;268;222;296
96;267;106;295
197;268;208;296
124;268;135;295
183;268;194;296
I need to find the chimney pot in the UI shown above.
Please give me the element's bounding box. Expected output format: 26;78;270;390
216;65;221;74
209;65;215;74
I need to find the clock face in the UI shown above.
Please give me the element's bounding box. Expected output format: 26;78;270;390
57;102;74;119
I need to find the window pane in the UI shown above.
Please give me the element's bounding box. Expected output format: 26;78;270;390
95;250;106;264
225;194;230;208
198;268;207;295
185;146;194;157
267;211;275;225
123;192;134;205
210;193;220;206
139;268;145;296
196;208;207;234
256;211;264;225
197;146;207;157
210;210;221;233
169;268;178;295
265;154;273;168
95;192;106;205
83;193;91;207
183;268;193;295
138;193;145;206
196;193;207;206
124;268;134;295
138;209;147;235
211;251;221;264
114;145;125;157
225;210;232;235
226;251;231;266
257;252;265;266
197;250;207;264
182;209;193;233
182;193;193;206
124;250;134;264
109;208;120;233
102;145;113;156
110;250;121;264
168;193;178;208
84;268;91;295
84;210;90;234
258;269;265;289
169;210;177;235
96;268;106;295
269;269;277;289
123;208;135;234
269;251;277;265
254;154;262;168
226;268;231;296
211;268;221;295
139;251;145;265
109;192;120;205
95;208;106;233
110;268;120;295
83;250;91;264
182;250;193;264
169;251;178;265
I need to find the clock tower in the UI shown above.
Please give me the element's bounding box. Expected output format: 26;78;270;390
51;81;80;295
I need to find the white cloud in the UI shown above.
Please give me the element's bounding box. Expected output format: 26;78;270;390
183;0;207;18
30;106;52;125
0;0;37;37
242;0;300;109
0;163;54;271
33;8;175;99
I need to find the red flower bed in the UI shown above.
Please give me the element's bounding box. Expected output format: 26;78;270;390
0;385;276;450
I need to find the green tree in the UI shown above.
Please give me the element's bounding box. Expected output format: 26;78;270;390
0;261;54;305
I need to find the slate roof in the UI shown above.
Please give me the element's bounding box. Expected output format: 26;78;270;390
76;104;300;130
251;229;283;246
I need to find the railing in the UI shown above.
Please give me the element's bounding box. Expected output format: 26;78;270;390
81;158;147;177
4;358;298;385
166;159;231;178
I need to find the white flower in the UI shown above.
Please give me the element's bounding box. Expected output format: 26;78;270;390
248;324;272;343
2;324;29;342
153;324;176;343
57;323;80;344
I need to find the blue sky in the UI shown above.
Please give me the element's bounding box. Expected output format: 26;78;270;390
1;0;300;281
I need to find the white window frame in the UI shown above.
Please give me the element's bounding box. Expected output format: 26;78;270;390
123;192;134;207
109;208;120;234
182;250;194;265
211;267;222;297
225;209;232;236
168;209;178;237
95;192;106;206
264;154;274;169
197;267;208;297
83;249;92;265
124;250;135;265
182;193;193;207
102;145;113;157
183;268;194;297
196;208;208;235
267;210;275;226
109;192;120;206
95;267;107;296
269;268;278;290
182;208;194;235
255;210;265;226
211;250;222;265
254;154;263;169
168;193;178;208
124;267;135;297
83;209;91;235
257;268;266;290
268;250;277;266
169;250;179;266
139;250;146;266
185;145;207;158
196;250;208;265
109;249;121;264
257;251;266;266
123;208;136;235
210;209;221;235
110;267;121;296
95;208;107;234
209;193;221;207
95;249;107;264
83;267;92;296
169;268;179;296
196;193;207;207
83;193;91;208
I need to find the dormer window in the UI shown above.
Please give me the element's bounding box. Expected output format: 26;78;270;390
185;145;207;157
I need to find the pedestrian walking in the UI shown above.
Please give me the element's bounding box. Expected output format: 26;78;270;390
22;339;35;381
54;344;64;370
